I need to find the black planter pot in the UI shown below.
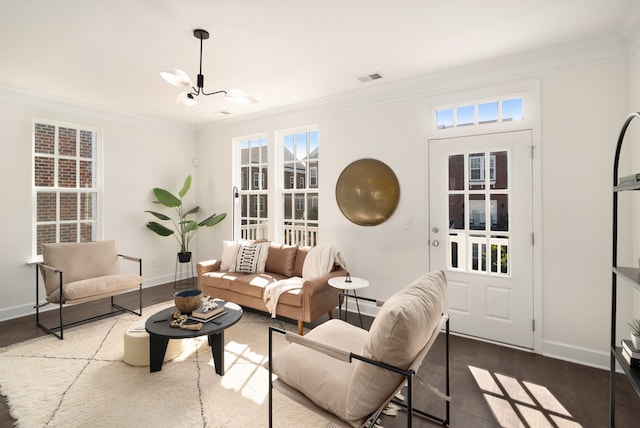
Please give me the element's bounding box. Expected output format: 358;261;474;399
177;251;192;263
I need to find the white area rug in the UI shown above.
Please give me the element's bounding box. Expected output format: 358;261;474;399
0;302;330;427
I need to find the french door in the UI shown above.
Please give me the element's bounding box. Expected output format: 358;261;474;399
429;131;534;348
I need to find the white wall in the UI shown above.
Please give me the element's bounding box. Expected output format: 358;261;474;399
0;88;196;320
194;35;630;367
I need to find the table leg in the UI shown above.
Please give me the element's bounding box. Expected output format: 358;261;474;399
353;290;364;329
208;331;225;376
149;334;169;372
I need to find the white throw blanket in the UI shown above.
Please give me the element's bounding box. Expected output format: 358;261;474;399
263;277;304;318
263;246;348;317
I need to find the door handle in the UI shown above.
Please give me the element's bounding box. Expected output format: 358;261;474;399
432;240;440;247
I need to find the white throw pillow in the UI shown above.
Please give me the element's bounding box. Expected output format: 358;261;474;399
220;240;240;271
234;241;269;273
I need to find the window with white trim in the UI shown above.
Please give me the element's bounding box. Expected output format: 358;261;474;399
282;128;319;246
436;97;523;129
32;119;100;258
237;135;268;241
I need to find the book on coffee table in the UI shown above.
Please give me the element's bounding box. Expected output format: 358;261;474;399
191;299;226;321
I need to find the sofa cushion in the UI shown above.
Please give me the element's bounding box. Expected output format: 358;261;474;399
345;271;447;421
234;241;269;273
293;246;311;278
220;240;240;271
265;243;298;277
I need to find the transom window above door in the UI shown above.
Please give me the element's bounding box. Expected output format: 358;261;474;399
436;97;523;130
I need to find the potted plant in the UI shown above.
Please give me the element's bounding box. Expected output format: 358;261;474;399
628;318;640;349
145;175;226;262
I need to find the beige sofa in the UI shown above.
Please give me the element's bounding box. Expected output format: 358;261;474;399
197;242;347;335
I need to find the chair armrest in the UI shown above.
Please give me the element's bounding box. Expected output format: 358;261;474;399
269;326;411;376
118;254;142;276
196;259;222;275
118;254;141;263
36;262;60;274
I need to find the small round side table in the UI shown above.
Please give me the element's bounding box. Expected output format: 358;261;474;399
328;275;369;328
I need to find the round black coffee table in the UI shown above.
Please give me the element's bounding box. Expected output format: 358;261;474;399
145;302;243;375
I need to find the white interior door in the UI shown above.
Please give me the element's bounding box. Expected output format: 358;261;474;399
429;131;534;349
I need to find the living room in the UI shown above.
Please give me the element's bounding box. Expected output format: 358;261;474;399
2;1;640;426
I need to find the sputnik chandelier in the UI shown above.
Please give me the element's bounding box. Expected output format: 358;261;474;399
160;29;256;106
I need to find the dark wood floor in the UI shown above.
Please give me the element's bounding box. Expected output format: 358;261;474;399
1;284;639;427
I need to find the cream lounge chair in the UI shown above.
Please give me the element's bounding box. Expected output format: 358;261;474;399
267;271;450;427
35;240;143;339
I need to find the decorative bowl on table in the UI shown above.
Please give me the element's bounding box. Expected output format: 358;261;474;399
174;289;203;314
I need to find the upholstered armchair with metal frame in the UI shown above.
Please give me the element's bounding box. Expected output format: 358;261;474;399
35;240;143;340
267;271;450;427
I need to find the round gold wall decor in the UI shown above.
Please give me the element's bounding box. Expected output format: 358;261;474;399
335;158;400;226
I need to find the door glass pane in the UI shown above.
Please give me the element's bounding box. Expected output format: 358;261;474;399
449;194;464;230
469;194;485;230
491;194;508;231
450;233;460;268
492;151;508;190
469;153;485;190
448;155;464;190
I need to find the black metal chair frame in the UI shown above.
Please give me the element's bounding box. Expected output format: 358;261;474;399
268;297;450;427
35;254;143;340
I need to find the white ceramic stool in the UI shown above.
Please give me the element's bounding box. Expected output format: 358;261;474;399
123;324;183;367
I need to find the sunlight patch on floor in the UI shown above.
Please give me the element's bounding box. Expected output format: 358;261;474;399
219;339;269;405
469;365;582;428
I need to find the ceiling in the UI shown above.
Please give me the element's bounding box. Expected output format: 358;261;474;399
0;0;637;126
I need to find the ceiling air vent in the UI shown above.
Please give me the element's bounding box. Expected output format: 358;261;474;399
212;110;232;116
356;72;384;83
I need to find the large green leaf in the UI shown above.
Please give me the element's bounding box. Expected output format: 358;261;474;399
181;220;199;233
184;206;200;216
178;175;192;199
145;210;171;221
152;187;181;207
146;221;174;236
199;212;227;227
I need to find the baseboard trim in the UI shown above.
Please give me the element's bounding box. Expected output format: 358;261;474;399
542;340;610;371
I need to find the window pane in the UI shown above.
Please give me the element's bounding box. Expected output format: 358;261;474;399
469;153;485;190
478;101;498;124
309;130;318;160
457;105;474;126
309;163;318;188
34;123;55;154
260;165;268;190
37;192;56;221
469;195;486;230
79;130;95;159
80;192;96;221
34;157;54;187
60;192;77;221
79;160;94;188
448;154;464;190
80;223;94;242
436;108;453;129
491;194;509;232
295;195;305;219
58;159;77;187
283;193;292;220
37;224;56;255
60;223;77;243
295;132;307;159
307;193;318;220
449;194;464;230
491;151;508;189
58;127;77;156
502;98;523;121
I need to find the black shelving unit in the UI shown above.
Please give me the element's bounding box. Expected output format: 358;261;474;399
610;112;640;427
